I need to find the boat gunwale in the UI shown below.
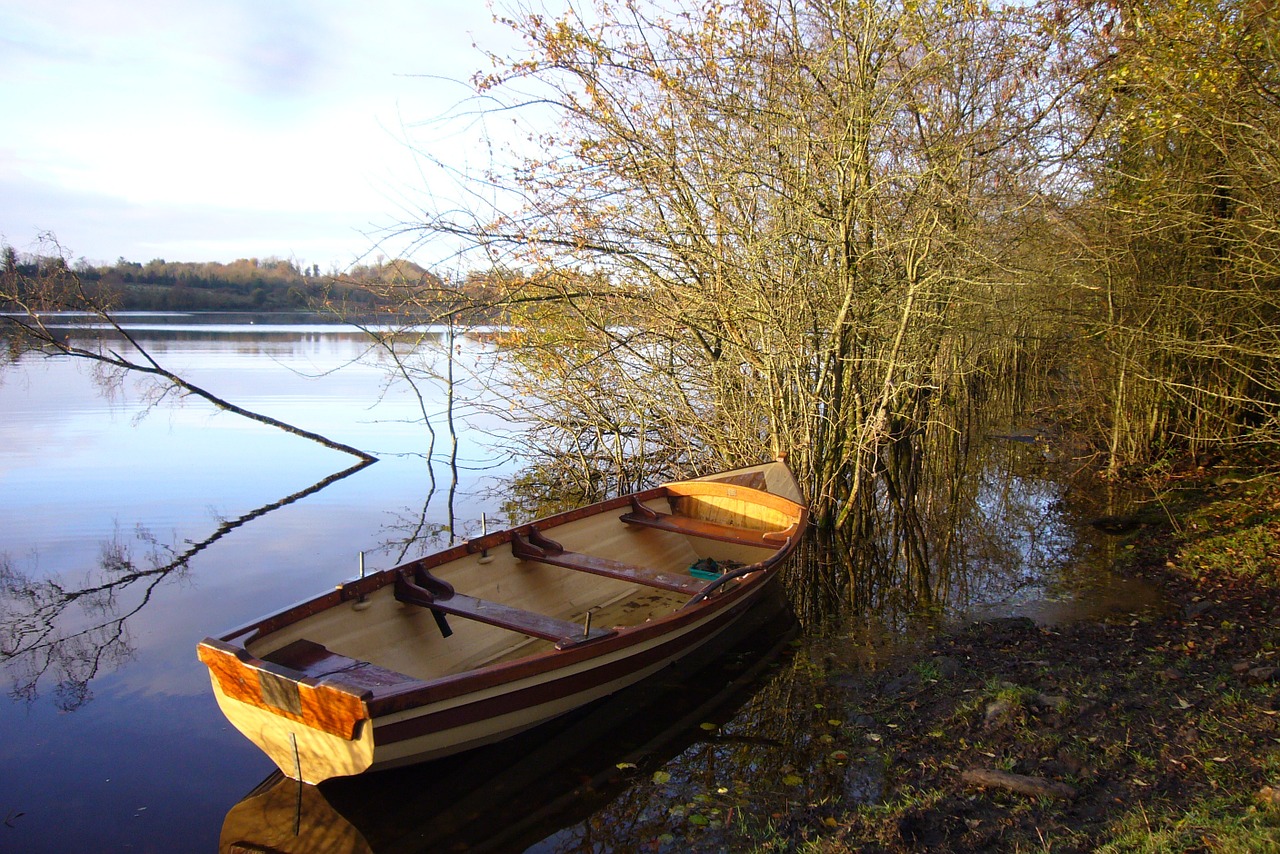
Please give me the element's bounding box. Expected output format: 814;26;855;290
216;478;805;643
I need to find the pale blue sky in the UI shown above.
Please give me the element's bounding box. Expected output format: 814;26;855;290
0;1;532;269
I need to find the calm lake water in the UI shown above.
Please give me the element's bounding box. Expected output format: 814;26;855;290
0;313;519;852
0;313;1153;852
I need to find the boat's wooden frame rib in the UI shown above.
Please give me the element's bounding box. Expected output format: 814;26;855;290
197;460;810;784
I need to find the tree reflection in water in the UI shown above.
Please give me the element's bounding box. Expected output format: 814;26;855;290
477;430;1132;852
0;460;373;710
787;414;1105;635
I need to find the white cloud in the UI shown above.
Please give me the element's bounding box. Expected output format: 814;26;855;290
0;0;531;266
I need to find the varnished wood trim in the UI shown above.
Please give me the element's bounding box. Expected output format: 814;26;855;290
661;479;806;517
197;638;371;740
619;509;799;547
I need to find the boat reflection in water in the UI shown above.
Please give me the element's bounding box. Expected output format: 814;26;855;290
220;590;795;853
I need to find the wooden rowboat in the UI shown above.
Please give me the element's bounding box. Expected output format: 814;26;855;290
198;459;808;783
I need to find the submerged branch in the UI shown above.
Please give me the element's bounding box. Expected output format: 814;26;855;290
1;245;377;463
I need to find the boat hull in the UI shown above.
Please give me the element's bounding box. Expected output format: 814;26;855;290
219;591;798;853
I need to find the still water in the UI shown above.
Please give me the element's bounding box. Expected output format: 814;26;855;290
0;313;517;852
0;313;1151;852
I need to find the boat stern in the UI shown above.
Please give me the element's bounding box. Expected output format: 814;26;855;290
198;638;375;784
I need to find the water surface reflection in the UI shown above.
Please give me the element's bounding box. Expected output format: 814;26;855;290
0;314;512;852
0;460;372;709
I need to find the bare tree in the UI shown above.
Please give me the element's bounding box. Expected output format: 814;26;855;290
1058;0;1280;472
404;0;1068;554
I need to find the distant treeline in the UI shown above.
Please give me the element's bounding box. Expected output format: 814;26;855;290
1;246;503;317
81;255;346;311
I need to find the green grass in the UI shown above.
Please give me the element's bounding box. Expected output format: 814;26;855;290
1173;479;1280;586
1096;797;1280;853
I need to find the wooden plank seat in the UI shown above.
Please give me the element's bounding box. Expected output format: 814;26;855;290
261;639;412;692
394;567;615;648
510;528;705;594
619;496;798;547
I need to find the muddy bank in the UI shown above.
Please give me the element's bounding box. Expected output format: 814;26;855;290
786;476;1280;852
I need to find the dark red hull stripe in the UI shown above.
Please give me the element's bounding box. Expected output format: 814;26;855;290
375;593;752;746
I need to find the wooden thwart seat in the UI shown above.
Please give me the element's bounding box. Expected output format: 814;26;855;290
261;639;412;692
510;529;704;594
620;496;797;547
394;567;615;647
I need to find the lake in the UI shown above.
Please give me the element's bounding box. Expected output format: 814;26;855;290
0;313;521;851
0;312;1153;852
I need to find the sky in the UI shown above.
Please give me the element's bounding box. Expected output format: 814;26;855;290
0;0;537;271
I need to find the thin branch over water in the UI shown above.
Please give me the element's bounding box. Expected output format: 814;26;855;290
0;236;377;463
